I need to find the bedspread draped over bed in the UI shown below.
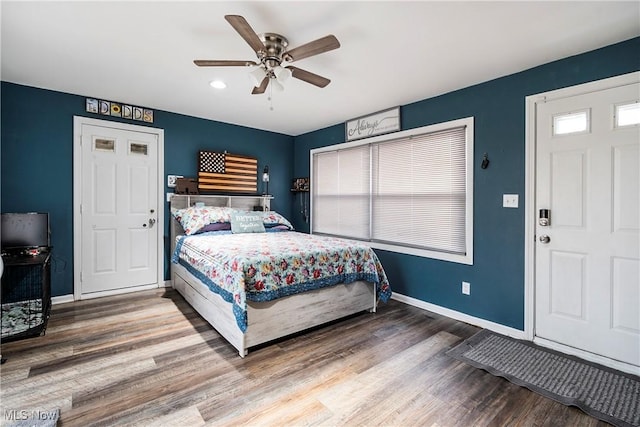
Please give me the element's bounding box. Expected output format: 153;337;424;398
172;231;392;332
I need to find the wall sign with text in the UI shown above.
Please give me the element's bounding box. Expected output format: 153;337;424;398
345;107;400;141
86;97;153;123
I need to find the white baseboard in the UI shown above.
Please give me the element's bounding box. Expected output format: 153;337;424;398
391;293;526;340
77;284;159;300
52;294;75;305
53;281;170;305
392;293;640;375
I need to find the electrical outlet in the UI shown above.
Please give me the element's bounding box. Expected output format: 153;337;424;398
167;175;183;188
462;281;471;295
503;194;519;208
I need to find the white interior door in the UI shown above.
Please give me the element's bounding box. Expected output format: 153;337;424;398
535;80;640;367
79;123;159;295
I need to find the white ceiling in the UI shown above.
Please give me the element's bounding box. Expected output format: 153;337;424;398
2;1;639;136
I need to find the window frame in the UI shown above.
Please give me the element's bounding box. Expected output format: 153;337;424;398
310;116;474;265
613;101;640;128
552;109;591;136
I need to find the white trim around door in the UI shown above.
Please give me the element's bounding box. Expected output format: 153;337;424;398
524;71;640;376
73;116;165;301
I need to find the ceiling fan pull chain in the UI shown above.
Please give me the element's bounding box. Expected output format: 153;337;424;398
268;83;274;111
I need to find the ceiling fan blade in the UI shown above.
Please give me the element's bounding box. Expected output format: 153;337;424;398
286;66;331;88
283;35;340;62
252;77;270;95
225;15;265;54
194;60;257;67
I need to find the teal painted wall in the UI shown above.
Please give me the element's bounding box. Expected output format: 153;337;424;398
1;83;294;297
291;37;640;330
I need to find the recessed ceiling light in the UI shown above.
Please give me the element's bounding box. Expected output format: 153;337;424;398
210;80;226;89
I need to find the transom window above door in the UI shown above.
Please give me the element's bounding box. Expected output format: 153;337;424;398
552;110;590;136
615;101;640;127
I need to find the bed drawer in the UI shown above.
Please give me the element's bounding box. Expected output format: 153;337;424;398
245;281;375;347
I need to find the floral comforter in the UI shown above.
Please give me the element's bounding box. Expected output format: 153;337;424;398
172;231;392;332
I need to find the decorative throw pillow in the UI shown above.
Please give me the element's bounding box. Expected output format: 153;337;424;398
197;222;232;233
230;211;266;234
266;224;291;232
263;211;294;230
172;206;236;235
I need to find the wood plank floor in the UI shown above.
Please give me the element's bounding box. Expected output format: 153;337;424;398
1;289;609;426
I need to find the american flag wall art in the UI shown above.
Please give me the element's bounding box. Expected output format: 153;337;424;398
198;151;258;193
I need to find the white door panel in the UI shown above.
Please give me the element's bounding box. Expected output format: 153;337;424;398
535;81;640;368
80;124;158;295
613;144;639;232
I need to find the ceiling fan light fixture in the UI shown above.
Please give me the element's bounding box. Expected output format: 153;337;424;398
273;65;292;83
249;66;267;86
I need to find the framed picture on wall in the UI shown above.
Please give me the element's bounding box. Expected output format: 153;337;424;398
86;96;153;123
86;98;99;113
345;106;400;141
122;105;133;119
99;100;110;115
110;102;122;117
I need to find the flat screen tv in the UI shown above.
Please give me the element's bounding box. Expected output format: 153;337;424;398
1;212;50;250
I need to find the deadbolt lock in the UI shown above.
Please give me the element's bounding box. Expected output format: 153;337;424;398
539;209;550;226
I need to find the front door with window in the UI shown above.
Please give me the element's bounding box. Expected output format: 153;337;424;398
78;122;159;295
534;79;639;368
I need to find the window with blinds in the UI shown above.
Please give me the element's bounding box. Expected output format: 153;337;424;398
311;117;473;265
312;145;370;240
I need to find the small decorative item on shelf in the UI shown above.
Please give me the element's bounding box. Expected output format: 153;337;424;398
262;165;270;195
291;177;310;223
175;178;199;195
291;177;309;192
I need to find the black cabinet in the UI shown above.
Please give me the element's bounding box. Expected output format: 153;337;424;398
1;251;52;342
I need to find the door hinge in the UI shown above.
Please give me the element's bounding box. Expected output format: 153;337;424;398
80;271;84;282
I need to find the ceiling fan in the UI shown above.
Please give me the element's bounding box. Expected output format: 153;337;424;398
194;15;340;94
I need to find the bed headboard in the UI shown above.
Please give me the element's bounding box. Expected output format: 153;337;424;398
170;194;273;251
170;194;272;211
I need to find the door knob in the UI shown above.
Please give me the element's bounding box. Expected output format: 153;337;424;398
539;235;550;243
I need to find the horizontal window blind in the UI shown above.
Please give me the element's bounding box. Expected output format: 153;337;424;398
312;117;472;263
312;145;370;240
371;126;467;254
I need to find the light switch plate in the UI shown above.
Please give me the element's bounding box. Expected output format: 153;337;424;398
503;194;519;208
462;281;471;295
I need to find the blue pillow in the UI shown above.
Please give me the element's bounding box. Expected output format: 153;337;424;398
230;211;266;234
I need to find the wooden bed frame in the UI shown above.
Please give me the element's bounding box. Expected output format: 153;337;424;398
170;194;377;357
